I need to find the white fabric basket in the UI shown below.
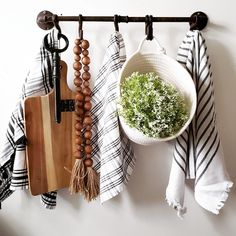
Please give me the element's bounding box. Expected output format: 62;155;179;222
118;37;197;145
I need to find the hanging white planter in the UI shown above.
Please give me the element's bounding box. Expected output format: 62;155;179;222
117;37;197;145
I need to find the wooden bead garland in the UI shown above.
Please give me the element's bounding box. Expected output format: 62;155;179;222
69;37;99;201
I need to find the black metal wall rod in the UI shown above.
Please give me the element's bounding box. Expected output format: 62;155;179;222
37;10;208;31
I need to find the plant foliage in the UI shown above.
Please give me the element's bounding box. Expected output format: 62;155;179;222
119;72;189;138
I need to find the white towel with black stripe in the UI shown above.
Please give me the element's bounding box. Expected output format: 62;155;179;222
0;30;59;209
166;30;233;218
91;32;135;203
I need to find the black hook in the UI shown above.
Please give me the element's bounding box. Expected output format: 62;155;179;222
79;14;83;39
145;15;153;40
145;15;149;38
52;14;61;34
189;11;208;31
43;14;69;53
114;14;120;32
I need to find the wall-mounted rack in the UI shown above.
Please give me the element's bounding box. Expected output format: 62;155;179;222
36;10;208;123
37;10;208;31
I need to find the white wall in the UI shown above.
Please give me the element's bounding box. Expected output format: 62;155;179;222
0;0;236;235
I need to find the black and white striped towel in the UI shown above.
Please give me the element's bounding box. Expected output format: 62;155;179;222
166;30;233;218
91;32;135;203
0;30;59;209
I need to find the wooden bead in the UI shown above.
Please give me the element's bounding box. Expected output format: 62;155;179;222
85;145;92;154
81;40;90;49
84;158;93;167
74;55;81;61
75;130;81;136
86;154;91;158
83;81;90;87
82;72;91;81
73;46;82;55
84;111;91;116
84;116;92;125
75;92;84;101
75;101;83;108
74;71;81;77
74;78;82;86
74;39;81;45
82;56;90;65
84;96;91;102
83;87;91;96
82;49;89;56
76;87;82;92
83;65;90;72
74;151;83;159
75;122;83;130
77;145;83;151
84;102;92;111
76;116;83;122
75;107;84;116
75;137;82;145
86;125;92;131
73;62;82;71
84;131;92;139
85;140;91;145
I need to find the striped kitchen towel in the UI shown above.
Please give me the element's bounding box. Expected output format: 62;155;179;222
0;30;59;209
166;30;233;218
91;31;136;203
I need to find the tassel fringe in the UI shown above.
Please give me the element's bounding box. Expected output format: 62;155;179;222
68;159;86;194
84;167;100;202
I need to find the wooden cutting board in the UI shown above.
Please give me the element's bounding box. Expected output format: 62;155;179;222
24;61;76;195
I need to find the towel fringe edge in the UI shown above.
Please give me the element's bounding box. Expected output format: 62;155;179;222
215;182;233;214
166;197;187;219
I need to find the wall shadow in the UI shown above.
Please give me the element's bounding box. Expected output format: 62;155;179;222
126;141;173;206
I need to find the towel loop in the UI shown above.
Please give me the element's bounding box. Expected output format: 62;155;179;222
114;14;120;32
145;15;153;40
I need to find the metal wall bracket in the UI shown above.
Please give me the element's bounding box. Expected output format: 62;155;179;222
37;10;54;30
189;11;208;31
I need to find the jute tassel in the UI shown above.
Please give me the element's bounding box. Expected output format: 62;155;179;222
68;158;86;194
84;165;100;201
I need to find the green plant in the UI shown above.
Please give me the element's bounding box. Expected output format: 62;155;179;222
119;72;189;138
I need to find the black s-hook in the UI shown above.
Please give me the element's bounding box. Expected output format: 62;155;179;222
43;15;69;53
114;14;120;32
78;14;83;39
52;15;61;34
145;15;153;40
